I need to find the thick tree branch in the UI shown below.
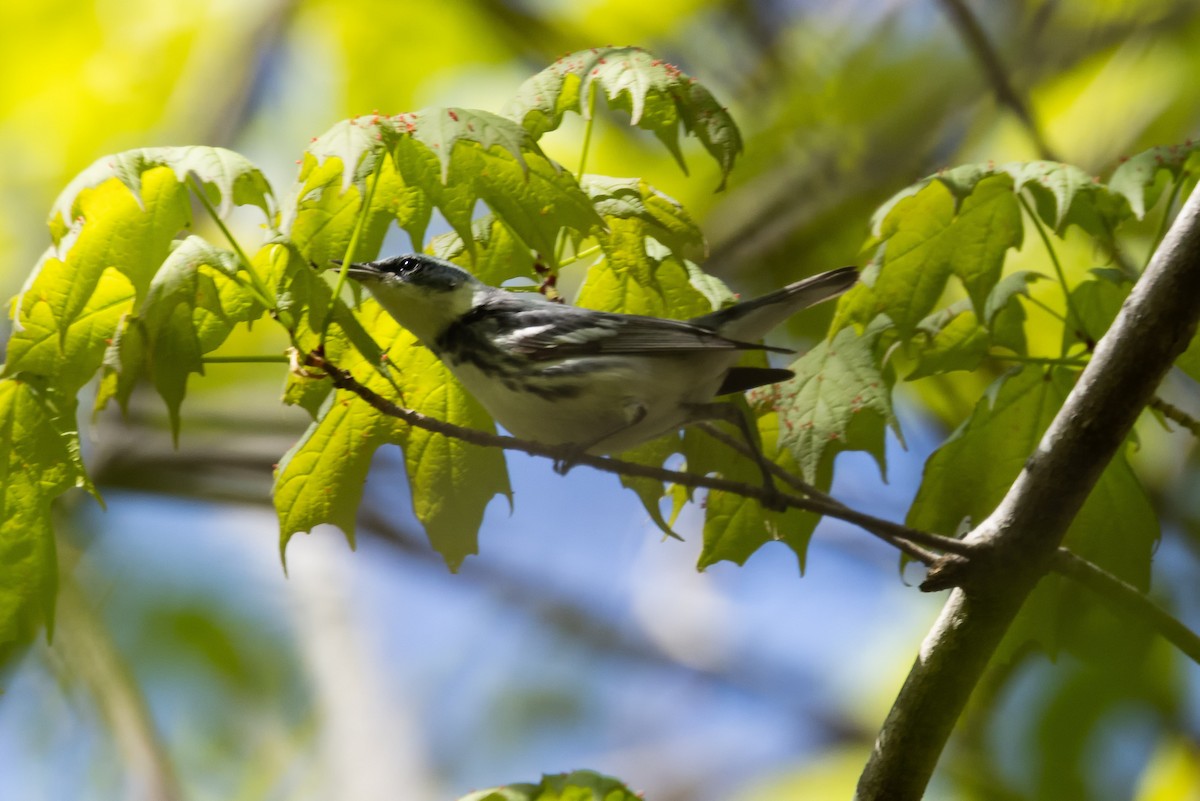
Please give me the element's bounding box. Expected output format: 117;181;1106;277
857;187;1200;800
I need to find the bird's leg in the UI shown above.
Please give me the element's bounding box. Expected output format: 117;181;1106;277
553;403;648;475
688;402;787;512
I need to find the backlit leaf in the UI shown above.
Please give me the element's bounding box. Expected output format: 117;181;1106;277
905;306;989;379
1109;141;1200;219
275;302;510;569
872;160;1127;239
50;146;272;227
4;253;135;396
691;410;822;570
285;150;429;269
580;175;707;262
572;172;725;316
867;175;1022;336
773;320;898;484
457;769;641;801
0;377;90;661
94;236;264;441
300;110;600;264
42;167;191;339
427;216;539;287
504;46;743;188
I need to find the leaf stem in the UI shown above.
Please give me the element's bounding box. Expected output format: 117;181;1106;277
578;81;597;178
1019;193;1084;354
987;352;1088;368
189;177;276;311
323;169;382;344
550;86;600;270
556;243;603;268
1147;175;1186;271
1022;291;1068;323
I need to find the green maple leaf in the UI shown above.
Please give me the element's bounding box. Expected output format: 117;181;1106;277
7;146;274;427
904;304;989;380
49;146;272;231
1109;141;1200;219
427;216;540;287
504;46;743;188
866;175;1023;337
687;411;821;571
457;770;641;801
299;109;601;264
1060;272;1130;353
40;167;192;342
275;303;510;569
286;152;430;269
908;365;1156;654
774;320;899;484
573;176;730;318
4;252;135;396
91;236;264;441
871;160;1127;242
580;175;707;262
0;377;93;661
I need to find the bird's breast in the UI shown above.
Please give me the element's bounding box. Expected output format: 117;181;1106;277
438;350;739;453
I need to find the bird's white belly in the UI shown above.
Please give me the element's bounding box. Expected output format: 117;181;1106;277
447;354;734;454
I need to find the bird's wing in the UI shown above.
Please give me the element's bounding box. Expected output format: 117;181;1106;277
500;305;790;360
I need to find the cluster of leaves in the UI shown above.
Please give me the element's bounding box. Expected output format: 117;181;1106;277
2;43;1199;670
841;149;1199;652
458;769;640;801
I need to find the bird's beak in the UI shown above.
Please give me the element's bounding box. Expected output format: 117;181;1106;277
330;259;381;280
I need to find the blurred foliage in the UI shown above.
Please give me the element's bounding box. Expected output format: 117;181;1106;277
3;1;1200;800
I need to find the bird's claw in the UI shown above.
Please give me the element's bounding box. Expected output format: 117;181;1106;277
552;447;584;475
761;489;789;513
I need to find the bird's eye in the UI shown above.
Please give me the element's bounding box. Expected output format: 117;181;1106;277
381;256;419;276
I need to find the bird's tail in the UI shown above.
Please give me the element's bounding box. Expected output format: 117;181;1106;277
690;266;859;342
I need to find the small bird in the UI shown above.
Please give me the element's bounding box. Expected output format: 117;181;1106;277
341;254;857;503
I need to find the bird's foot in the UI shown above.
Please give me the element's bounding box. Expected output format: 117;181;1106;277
552;446;586;476
760;485;789;513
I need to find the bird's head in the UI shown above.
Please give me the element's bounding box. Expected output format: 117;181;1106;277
340;254;486;343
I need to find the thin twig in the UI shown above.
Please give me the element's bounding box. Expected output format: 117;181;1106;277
306;351;1200;683
694;422;942;564
1052;548;1200;664
1020;193;1088;355
304;350;971;563
1150;395;1200;437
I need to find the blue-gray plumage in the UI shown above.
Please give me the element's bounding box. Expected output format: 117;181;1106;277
343;253;857;504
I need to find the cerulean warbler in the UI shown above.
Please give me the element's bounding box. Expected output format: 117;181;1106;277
343;254;857;502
